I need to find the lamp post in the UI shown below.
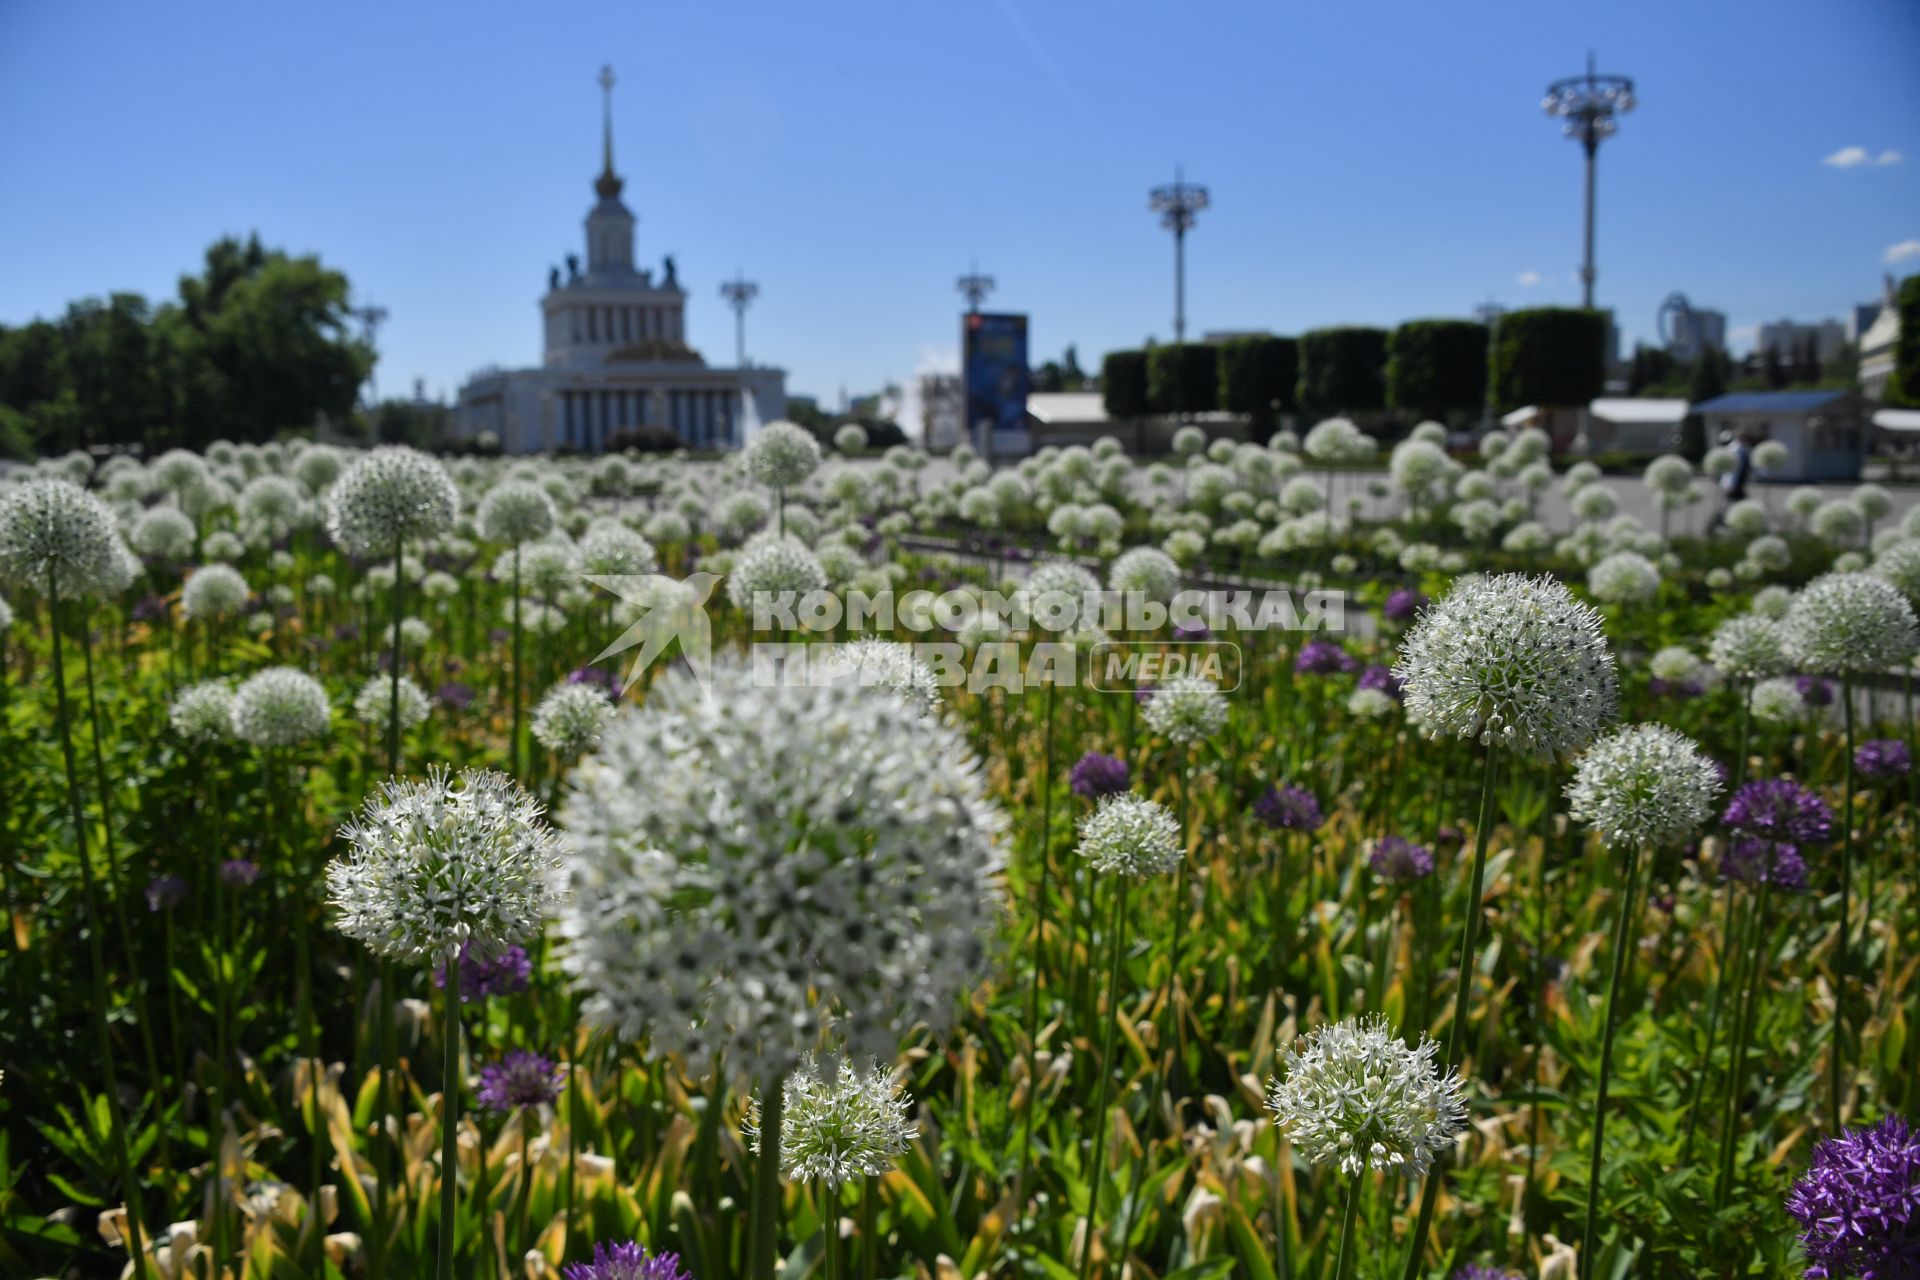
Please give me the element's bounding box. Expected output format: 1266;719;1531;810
1474;299;1506;435
719;272;758;368
1149;166;1209;345
956;262;995;314
1543;53;1635;310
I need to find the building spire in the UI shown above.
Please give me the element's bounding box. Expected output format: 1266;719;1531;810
595;65;623;199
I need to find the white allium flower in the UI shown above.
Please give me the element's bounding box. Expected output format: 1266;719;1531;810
1348;686;1397;719
1872;539;1920;602
1264;1014;1467;1177
531;682;615;756
1016;560;1101;633
306;573;336;598
643;510;692;544
0;478;123;599
1752;440;1789;472
324;447;458;556
169;681;236;743
1780;571;1919;675
1750;676;1806;724
1163;529;1206;566
1833;551;1867;574
202;530;245;563
1809;499;1865;546
1393;573;1617;761
577;525;657;578
555;659;1005;1080
1303;418;1374;464
1750;585;1793;619
1571;485;1618;522
230;667;331;747
239;476;303;535
726;535;827;611
1566;723;1722;851
328;767;563;962
1389;439;1450;496
181;564;250;620
749;1056;916;1188
1587;551;1660;605
152;449;211;496
1643;455;1693;495
293;446;343;494
1109;546;1180;602
825;639;941;719
352;673;430;731
130;506;197;561
1853;483;1892;522
477;480;558;546
1076;794;1181;878
746;421;823;490
1649;645;1703;684
1142;673;1228;745
1725;500;1769;538
1171;425;1207;457
833;423;868;455
1501;521;1553;555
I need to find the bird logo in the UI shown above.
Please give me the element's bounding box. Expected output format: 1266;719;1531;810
584;571;721;698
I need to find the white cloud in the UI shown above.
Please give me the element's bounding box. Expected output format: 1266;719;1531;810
1823;145;1902;168
1516;269;1541;287
1887;239;1920;265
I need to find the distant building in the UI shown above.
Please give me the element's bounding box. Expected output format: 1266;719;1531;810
916;371;963;450
1664;307;1726;362
1849;300;1886;344
1585;398;1689;454
1694;390;1870;482
454;70;784;454
1859;275;1904;401
1755;318;1846;365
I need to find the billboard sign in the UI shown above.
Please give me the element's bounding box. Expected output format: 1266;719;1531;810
963;312;1029;451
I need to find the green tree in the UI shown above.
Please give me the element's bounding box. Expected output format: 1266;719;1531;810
1297;326;1388;415
1102;350;1150;418
1889;274;1920;406
1217;335;1298;441
1687;350;1728;405
1385;319;1487;419
1147;343;1218;415
1061;344;1086;388
1490;308;1606;410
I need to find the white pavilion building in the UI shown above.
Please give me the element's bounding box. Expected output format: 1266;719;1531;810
455;69;785;454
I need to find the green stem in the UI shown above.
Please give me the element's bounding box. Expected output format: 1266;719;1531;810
1717;875;1773;1207
1076;878;1131;1280
1332;1175;1362;1280
1579;840;1645;1277
749;1072;788;1280
439;954;462;1280
1831;674;1855;1130
1679;880;1740;1168
1011;680;1059;1231
388;539;406;774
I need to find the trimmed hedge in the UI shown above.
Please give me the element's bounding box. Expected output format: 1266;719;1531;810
1102;350;1150;418
1386;319;1488;419
1147;343;1219;415
1297;326;1388;414
1218;335;1298;434
1492;307;1606;410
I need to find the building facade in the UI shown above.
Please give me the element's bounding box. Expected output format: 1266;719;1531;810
1755;318;1846;366
455;70;784;454
1665;307;1726;362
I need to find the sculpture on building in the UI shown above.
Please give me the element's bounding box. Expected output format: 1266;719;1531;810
663;255;678;288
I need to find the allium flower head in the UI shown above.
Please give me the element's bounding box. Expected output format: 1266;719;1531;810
476;1050;563;1112
1719;838;1809;892
1069;751;1131;799
1109;545;1180;602
726;534;827;610
145;875;188;912
1358;664;1405;700
745;420;824;489
1781;572;1920;675
0;478;122;598
324;447;458;556
532;681;616;756
1723;778;1834;845
1295;639;1359;675
130;506;196;561
1567;723;1722;850
181;563;253;621
1708;614;1790;680
1142;673;1228;744
1254;783;1324;832
1785;1115;1920;1280
352;673;430;731
220;859;260;888
1587;550;1660;605
1370;836;1434;884
1452;1267;1524;1280
170;681;236;743
477;480;558;546
1855;739;1912;782
328;766;563;962
577;525;658;577
556;659;1005;1080
825;638;941;718
750;1056;916;1189
563;1244;692;1280
1076;794;1182;877
230;667;331;747
1264;1013;1467;1177
1383;588;1428;624
435;940;534;998
1015;560;1101;633
1394;573;1617;761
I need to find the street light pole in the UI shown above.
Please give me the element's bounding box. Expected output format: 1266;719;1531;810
1543;52;1635;310
1149;165;1209;345
719;272;758;368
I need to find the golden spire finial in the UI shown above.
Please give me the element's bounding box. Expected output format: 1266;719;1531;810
595;65;623;199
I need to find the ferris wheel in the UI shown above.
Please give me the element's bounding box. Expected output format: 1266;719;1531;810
1657;292;1703;350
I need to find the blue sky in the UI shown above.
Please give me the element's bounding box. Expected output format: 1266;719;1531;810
2;0;1916;409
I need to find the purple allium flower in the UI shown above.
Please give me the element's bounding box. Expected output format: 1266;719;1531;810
475;1050;563;1113
333;622;360;643
131;595;169;623
563;1241;693;1280
1369;836;1434;884
1357;664;1405;700
435;681;476;710
1383;588;1428;624
1134;682;1157;705
1785;1114;1920;1280
1796;675;1835;708
567;666;622;697
434;941;533;999
1855;739;1912;782
1294;639;1359;675
1172;621;1212;641
1451;1267;1524;1280
1718;838;1809;893
1723;779;1834;846
1649;677;1705;700
144;875;188;912
219;859;260;889
1069;751;1131;800
1253;783;1324;832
